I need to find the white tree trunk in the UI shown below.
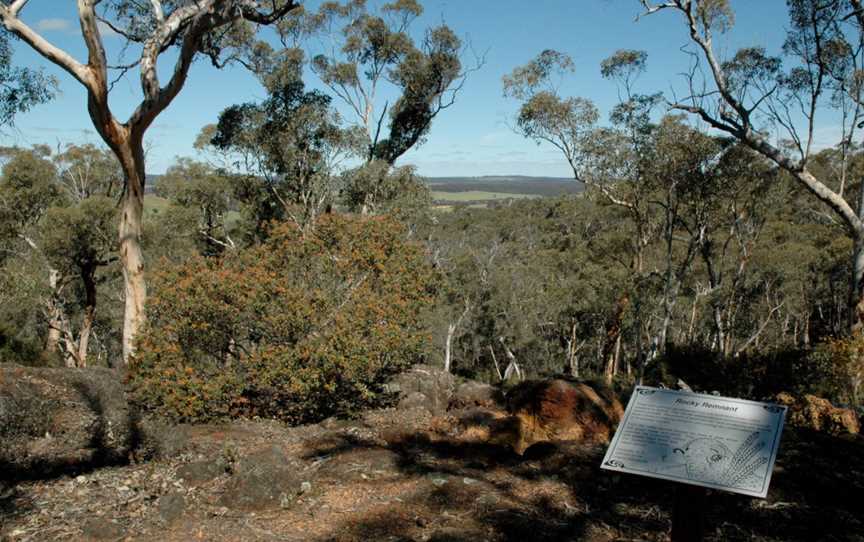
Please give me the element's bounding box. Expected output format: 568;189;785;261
116;139;147;365
444;322;456;373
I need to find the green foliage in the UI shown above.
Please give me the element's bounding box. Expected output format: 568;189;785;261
340;160;431;216
503;51;599;178
128;214;439;423
302;0;465;164
40;197;117;275
695;0;734;32
646;341;861;408
502;49;575;101
0;32;57;126
0;320;43;366
600;49;647;82
210;75;356;231
0;145;123;367
374;24;463;164
805;334;864;405
424;196;625;379
54;143;122;200
157;159;237;256
0;148;62;232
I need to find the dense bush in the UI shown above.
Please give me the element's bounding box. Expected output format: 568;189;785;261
803;335;864;406
647;342;863;407
127;214;439;423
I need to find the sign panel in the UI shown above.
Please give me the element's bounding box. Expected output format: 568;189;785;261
601;386;786;498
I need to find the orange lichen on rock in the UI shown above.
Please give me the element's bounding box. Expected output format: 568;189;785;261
490;379;625;455
776;392;860;436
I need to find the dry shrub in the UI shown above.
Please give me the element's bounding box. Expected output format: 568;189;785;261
127;214;439;423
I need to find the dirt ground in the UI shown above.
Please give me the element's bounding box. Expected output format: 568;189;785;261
1;405;862;542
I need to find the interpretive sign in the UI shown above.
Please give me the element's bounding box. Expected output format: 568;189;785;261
601;386;787;498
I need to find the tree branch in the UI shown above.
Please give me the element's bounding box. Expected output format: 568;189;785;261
0;4;91;88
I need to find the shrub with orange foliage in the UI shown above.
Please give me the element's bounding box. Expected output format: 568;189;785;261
806;333;864;407
127;215;439;423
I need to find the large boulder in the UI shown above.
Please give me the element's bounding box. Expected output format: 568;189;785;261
776;392;860;436
449;381;502;409
0;363;134;478
218;446;305;510
490;379;624;455
386;364;457;414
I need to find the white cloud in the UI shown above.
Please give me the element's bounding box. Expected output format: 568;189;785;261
35;18;72;33
34;17;119;39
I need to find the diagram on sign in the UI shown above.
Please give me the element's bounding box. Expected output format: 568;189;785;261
655;432;769;491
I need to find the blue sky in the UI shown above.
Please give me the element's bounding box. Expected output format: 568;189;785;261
2;1;794;177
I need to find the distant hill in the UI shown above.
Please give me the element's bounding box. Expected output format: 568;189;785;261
425;176;583;197
144;174;162;195
426;175;574;184
145;174;584;199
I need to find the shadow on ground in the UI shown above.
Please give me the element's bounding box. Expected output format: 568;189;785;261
301;417;864;542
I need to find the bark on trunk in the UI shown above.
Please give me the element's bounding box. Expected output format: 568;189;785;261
116;138;147;365
77;266;97;367
603;293;629;383
443;303;469;373
444;322;456;373
851;234;864;334
45;269;63;358
566;322;580;378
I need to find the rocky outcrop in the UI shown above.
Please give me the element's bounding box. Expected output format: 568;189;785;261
0;363;135;479
491;379;624;455
387;364;457;414
450;381;502;409
218;446;305;510
775;392;860;436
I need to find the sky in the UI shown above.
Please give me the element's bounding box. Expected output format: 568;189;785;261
1;1;797;177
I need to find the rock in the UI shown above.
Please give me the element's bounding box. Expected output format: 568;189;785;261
157;492;186;523
133;415;189;460
320;416;357;430
398;391;434;412
776;392;860;436
450;381;502;409
316;448;402;482
0;363;134;478
177;458;226;486
491;379;624;455
218;446;303;511
426;473;450;487
81;517;125;540
387;364;456;414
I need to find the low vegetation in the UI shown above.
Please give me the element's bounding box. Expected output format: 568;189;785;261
128;214;439;423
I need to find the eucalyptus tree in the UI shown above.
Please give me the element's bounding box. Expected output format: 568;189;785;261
210;63;359;232
279;0;478;213
0;0;301;364
503;48;664;378
637;0;864;332
54;143;122;201
0;31;55;126
40;196;117;367
157;158;237;255
299;0;471;163
0;146;117;367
